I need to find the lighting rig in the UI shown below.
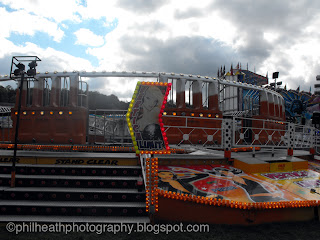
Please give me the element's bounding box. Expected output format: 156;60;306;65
10;56;41;187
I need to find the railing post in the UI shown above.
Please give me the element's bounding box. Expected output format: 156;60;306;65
176;78;186;108
232;117;236;148
223;119;232;161
287;123;294;156
310;127;316;156
94;110;97;143
49;76;61;107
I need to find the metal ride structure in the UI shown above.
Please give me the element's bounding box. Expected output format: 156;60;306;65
0;68;288;150
1;58;320;225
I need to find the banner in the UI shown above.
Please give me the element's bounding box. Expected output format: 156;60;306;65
126;82;171;154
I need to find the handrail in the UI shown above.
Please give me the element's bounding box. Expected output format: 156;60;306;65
139;153;149;187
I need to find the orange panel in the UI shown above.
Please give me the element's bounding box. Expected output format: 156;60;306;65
234;159;270;173
292;161;308;171
156;197;315;225
11;107;87;144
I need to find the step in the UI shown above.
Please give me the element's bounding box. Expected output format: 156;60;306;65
0;187;146;202
0;215;150;223
0;174;139;180
0;150;137;159
0;187;143;193
0;200;146;207
0;163;141;168
0;174;140;188
0;200;147;217
0;155;147;220
0;164;142;177
0;150;139;166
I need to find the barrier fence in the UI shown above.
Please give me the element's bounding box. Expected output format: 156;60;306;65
232;117;316;151
88;109;131;145
1;109;320;152
0;106;12;143
162;115;223;148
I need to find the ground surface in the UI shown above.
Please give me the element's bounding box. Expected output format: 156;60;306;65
1;220;320;240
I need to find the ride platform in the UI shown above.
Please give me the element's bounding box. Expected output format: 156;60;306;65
154;148;320;225
0;146;319;225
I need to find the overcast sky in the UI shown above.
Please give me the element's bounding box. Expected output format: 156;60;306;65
1;0;320;101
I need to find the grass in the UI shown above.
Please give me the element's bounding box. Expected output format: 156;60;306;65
1;220;320;240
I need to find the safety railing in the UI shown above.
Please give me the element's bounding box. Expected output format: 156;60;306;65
0;107;13;143
232;116;317;150
88;109;131;145
139;154;148;187
162;115;224;148
293;124;315;148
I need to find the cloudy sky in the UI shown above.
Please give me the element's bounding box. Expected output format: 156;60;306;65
1;0;320;101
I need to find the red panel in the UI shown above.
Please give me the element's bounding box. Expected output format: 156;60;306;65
32;87;43;107
208;95;218;110
260;101;268;117
50;84;61;107
192;92;202;109
11;107;87;144
269;102;274;116
0;128;12;141
15;88;27;108
275;104;279;117
69;86;77;107
176;91;186;108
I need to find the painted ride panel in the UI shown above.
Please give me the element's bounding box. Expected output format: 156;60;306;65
155;164;320;225
157;165;306;203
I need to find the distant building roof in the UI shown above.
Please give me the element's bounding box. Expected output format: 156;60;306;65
224;67;269;86
238;69;268;86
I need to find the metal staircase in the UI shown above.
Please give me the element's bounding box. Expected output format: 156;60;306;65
0;163;149;223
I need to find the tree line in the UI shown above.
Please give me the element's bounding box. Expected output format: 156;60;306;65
88;91;129;110
0;86;129;110
0;86;16;103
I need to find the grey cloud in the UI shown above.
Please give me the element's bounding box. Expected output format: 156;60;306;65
116;0;169;14
86;77;107;91
275;55;294;74
209;0;320;85
0;55;12;76
210;0;320;33
119;35;240;76
286;76;306;90
131;20;166;34
237;31;273;68
174;8;203;20
111;88;134;99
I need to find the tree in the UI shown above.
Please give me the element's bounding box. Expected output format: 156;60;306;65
88;91;129;110
0;86;129;110
0;86;8;102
